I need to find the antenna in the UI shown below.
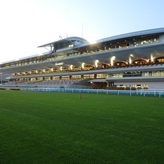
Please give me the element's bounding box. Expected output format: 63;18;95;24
82;24;83;38
66;31;68;38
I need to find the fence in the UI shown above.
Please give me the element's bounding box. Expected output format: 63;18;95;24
21;88;164;97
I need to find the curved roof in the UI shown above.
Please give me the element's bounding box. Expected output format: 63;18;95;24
38;36;88;48
73;27;164;49
97;27;164;43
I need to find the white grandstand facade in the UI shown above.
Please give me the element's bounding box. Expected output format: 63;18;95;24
1;28;164;89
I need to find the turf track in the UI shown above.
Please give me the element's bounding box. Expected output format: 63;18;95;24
0;90;164;163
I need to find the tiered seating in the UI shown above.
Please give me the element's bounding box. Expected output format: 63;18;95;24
4;79;82;87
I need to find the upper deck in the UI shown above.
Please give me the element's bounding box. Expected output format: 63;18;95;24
0;27;164;73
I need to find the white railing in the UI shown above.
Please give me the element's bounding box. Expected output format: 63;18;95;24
20;88;164;97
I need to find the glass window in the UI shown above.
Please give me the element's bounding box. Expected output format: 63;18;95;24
62;76;70;79
84;74;94;79
112;73;123;78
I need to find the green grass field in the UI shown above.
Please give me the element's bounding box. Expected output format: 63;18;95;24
0;91;164;164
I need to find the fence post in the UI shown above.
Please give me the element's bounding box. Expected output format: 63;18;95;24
130;90;131;96
97;90;98;94
154;90;156;96
118;90;119;95
88;90;89;94
144;91;145;96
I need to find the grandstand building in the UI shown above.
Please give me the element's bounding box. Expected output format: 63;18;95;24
1;28;164;89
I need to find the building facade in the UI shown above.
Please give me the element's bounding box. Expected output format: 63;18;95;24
1;28;164;89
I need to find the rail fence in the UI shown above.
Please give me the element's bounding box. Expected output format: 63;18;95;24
21;88;164;97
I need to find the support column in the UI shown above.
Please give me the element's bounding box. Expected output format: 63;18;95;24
69;75;72;80
108;82;114;88
94;74;97;79
81;75;84;79
149;71;152;76
107;82;109;88
60;76;62;80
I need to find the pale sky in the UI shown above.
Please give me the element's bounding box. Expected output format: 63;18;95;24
0;0;164;63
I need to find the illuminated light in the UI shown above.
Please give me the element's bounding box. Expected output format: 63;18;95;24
60;66;62;71
110;56;115;66
55;62;63;66
69;44;73;47
82;63;85;69
51;68;53;72
129;57;132;64
43;69;45;72
35;70;38;73
70;65;73;70
95;60;99;67
151;55;154;62
129;54;134;64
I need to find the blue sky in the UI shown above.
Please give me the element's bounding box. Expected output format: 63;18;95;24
0;0;164;63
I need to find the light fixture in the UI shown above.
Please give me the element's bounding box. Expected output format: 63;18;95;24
70;65;73;70
82;63;85;69
110;56;115;66
151;55;154;62
129;57;132;64
95;60;99;67
60;66;62;71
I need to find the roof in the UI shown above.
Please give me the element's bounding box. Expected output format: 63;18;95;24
72;27;164;49
97;27;164;43
38;36;88;48
0;27;164;65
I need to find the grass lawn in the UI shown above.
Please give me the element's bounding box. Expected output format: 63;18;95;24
0;90;164;164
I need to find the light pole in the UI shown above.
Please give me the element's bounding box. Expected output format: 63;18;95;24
0;73;2;85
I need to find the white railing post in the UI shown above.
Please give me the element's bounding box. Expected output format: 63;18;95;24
118;90;119;95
